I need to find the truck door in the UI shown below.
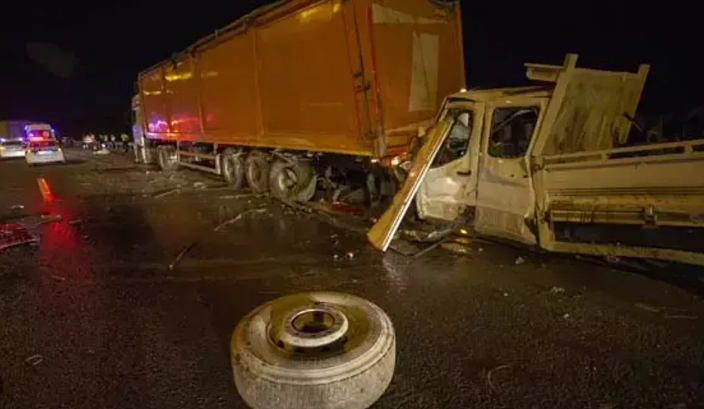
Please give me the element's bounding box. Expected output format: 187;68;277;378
368;117;454;251
472;99;546;245
415;104;482;222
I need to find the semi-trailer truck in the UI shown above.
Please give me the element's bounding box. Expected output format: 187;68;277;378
133;0;464;203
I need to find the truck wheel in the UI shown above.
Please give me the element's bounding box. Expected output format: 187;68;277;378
157;146;178;172
231;292;396;409
366;168;397;208
221;148;246;190
269;160;317;203
245;151;270;193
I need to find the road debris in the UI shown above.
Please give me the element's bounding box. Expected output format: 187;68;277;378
153;188;180;199
549;286;566;294
212;208;267;232
218;193;264;201
24;355;43;366
10;205;24;211
169;208;268;271
193;182;207;189
605;255;622;264
413;237;451;259
51;275;66;282
635;303;661;313
515;256;526;265
487;364;511;390
0;223;39;251
36;214;63;226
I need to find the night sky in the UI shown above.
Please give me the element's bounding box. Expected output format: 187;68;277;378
0;0;699;136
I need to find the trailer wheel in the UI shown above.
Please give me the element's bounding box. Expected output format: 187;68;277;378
157;145;178;172
245;151;271;193
221;148;246;190
366;168;396;208
269;160;317;203
231;292;395;409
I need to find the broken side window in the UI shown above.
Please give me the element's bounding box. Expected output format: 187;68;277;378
432;111;472;168
488;107;540;159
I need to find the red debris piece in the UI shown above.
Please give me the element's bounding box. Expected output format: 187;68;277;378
0;223;39;251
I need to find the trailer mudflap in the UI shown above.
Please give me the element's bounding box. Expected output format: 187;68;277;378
368;118;453;251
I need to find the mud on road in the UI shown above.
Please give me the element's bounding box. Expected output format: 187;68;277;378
0;148;703;409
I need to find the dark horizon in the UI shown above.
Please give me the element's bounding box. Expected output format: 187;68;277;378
0;0;700;136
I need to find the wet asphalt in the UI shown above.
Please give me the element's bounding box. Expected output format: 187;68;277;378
0;148;703;409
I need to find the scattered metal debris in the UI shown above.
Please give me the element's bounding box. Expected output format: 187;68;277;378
487;364;511;390
605;255;622;264
413;237;451;259
218;193;265;201
0;223;39;251
153;188;180;199
635;303;661;313
24;355;43;366
169;208;268;271
36;214;63;226
213;209;267;233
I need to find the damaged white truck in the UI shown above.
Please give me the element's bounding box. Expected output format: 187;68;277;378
370;54;704;267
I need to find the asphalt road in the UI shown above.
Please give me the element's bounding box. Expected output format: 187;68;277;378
1;148;703;409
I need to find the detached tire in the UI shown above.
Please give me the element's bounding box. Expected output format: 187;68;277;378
269;160;317;203
245;151;271;193
231;292;396;409
221;148;246;190
157;145;178;172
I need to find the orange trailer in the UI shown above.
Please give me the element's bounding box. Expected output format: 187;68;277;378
135;0;464;202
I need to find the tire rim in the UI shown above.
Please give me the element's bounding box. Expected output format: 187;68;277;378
276;167;298;192
270;304;349;352
224;156;236;179
250;162;263;184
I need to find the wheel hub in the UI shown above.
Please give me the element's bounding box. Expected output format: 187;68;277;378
270;304;349;353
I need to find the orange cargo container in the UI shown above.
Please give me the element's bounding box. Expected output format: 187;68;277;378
135;0;464;201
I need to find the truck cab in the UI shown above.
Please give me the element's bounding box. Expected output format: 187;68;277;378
370;54;704;267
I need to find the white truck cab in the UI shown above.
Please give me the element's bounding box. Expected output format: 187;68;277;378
370;54;704;267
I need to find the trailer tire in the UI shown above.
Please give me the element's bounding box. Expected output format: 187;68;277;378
231;292;396;409
269;160;317;203
221;148;246;190
157;145;178;172
366;168;396;208
245;151;271;193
